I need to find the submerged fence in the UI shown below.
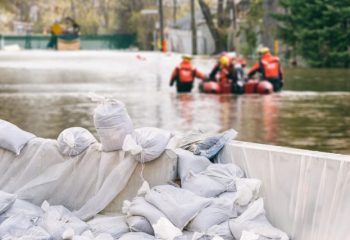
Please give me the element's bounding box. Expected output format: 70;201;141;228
0;34;137;50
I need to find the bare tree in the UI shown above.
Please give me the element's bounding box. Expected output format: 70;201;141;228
197;0;225;52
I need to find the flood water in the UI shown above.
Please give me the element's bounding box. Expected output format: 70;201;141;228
0;51;349;154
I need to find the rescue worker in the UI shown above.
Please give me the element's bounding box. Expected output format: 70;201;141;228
248;47;283;91
209;55;241;94
47;21;62;49
209;52;233;80
170;54;206;93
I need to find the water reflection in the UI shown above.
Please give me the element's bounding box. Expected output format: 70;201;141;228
176;94;194;127
0;52;349;155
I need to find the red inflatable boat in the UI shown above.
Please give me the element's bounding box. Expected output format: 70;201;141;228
199;79;273;95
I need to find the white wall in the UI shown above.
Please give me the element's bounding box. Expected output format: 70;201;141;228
218;141;350;240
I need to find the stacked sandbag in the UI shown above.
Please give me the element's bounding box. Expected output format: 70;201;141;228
122;185;213;240
0;119;36;155
0;191;50;240
93;100;133;152
186;197;237;233
119;146;289;240
38;201;90;239
123;127;172;163
145;185;212;230
87;214;129;239
57;127;97;157
119;232;156;240
126;216;154;235
0;194;128;240
229;199;289;240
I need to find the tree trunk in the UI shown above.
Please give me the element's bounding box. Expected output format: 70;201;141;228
262;0;278;53
217;0;224;28
173;0;177;25
197;0;225;53
191;0;197;54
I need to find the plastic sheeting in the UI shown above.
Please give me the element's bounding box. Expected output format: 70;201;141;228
217;140;350;240
0;137;138;220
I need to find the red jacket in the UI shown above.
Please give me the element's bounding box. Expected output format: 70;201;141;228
170;61;205;86
248;53;283;80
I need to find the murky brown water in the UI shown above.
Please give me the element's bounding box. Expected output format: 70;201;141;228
0;51;349;154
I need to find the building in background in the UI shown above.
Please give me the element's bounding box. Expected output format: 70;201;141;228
167;11;215;55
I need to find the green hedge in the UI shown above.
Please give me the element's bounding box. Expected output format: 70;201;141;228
1;34;137;50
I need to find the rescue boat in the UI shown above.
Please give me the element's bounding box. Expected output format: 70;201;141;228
199;79;274;95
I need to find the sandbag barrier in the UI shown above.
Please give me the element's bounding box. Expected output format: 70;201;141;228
0;149;289;240
0;98;289;240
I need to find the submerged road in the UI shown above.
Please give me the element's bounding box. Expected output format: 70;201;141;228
0;51;349;154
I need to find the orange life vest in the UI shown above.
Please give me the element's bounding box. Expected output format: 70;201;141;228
177;62;195;83
260;53;281;79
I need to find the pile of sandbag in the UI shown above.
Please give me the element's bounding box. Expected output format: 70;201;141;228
118;148;289;240
0;191;130;240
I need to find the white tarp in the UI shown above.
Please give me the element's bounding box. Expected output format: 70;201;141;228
217;140;350;240
0;138;138;220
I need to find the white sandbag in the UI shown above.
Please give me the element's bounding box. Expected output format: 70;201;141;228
182;164;244;198
240;231;260;240
229;199;289;240
207;221;234;240
175;149;211;180
174;231;195;240
145;185;212;229
123;127;172;162
69;230;114;240
57;127;97;157
218;192;248;216
124;197;167;225
1;198;43;224
94;233;114;240
126;215;154;235
187;197;237;232
175;232;226;240
71;236;91;240
217;191;237;201
2;226;51;240
0;213;39;238
118;232;156;240
94;100;133;152
182;172;226;198
204;164;244;191
39;202;89;240
234;179;261;206
62;228;75;239
87;214;129;239
0;119;35;155
153;217;182;240
0;191;16;215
